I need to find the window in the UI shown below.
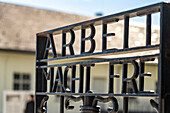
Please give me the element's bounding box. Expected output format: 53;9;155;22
13;73;31;90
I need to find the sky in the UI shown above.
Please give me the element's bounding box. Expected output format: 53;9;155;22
0;0;168;25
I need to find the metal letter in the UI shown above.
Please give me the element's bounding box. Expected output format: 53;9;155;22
43;34;57;58
81;25;96;54
52;67;64;92
62;29;75;56
102;23;115;51
122;60;139;93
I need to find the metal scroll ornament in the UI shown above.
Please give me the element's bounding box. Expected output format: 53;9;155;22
65;91;119;113
37;96;49;113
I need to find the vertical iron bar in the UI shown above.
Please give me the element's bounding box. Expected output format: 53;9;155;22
122;16;129;113
49;34;57;57
79;65;84;93
122;64;128;93
123;16;129;49
109;63;114;93
122;64;128;113
81;28;85;53
62;32;66;56
60;96;64;113
102;23;107;51
60;70;65;113
71;65;76;93
159;3;170;113
139;61;145;92
123;98;128;113
35;36;48;113
50;68;54;92
146;14;152;45
85;66;90;92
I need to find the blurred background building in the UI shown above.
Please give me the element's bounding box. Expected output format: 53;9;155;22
0;2;160;113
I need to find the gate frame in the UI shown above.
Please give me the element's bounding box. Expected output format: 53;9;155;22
35;2;170;113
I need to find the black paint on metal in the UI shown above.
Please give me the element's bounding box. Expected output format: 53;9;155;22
122;16;129;113
35;2;170;113
146;14;152;46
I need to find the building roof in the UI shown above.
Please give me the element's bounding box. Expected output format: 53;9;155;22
0;2;160;54
0;2;90;52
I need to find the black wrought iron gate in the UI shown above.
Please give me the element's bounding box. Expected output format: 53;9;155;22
35;2;170;113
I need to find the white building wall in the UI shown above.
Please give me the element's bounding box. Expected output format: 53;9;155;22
0;51;35;113
3;91;34;113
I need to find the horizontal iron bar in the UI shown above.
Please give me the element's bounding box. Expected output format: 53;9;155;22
36;92;159;97
37;54;159;68
36;2;163;36
37;44;159;63
72;78;80;80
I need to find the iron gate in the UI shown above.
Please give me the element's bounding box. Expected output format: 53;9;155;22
35;2;170;113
